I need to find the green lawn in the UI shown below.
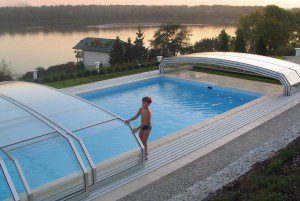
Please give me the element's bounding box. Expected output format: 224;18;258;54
193;66;281;85
45;66;158;89
45;64;282;89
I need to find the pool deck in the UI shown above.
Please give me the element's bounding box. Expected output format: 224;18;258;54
62;70;300;201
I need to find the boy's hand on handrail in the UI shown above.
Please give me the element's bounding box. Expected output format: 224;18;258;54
132;128;139;134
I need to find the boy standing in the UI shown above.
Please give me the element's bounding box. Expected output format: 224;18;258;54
125;96;152;160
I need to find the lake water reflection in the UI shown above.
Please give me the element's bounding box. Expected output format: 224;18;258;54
0;24;235;74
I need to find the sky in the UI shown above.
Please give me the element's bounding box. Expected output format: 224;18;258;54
1;0;300;8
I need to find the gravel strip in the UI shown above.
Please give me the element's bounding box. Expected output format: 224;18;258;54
169;121;300;201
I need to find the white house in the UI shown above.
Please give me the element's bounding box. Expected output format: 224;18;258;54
73;37;121;68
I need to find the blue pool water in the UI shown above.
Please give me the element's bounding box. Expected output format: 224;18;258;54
80;77;263;142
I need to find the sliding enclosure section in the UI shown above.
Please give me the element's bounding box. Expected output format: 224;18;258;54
0;81;144;200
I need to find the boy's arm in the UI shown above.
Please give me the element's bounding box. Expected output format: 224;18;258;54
125;108;141;123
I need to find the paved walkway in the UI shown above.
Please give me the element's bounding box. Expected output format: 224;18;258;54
285;56;300;65
119;103;300;201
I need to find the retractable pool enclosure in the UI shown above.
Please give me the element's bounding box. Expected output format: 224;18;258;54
159;52;300;95
0;82;145;201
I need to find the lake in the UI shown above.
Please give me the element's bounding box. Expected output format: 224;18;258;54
0;23;236;74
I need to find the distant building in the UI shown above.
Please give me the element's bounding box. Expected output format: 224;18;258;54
73;37;120;68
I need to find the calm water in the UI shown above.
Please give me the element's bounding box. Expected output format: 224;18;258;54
81;77;262;142
0;23;236;74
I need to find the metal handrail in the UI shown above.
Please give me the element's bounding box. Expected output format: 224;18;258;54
0;94;90;195
1;148;33;201
0;156;20;201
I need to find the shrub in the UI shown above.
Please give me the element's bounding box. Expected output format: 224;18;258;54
92;69;98;75
0;59;13;81
107;68;114;73
128;65;135;70
69;73;75;79
76;71;83;77
43;77;51;83
274;45;296;56
121;66;127;71
60;73;68;81
134;65;140;69
99;68;106;74
114;66;121;72
84;70;91;77
34;78;43;84
52;75;59;82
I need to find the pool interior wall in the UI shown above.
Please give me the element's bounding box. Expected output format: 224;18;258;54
80;76;263;143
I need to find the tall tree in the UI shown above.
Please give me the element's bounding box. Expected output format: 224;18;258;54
124;37;134;63
194;38;216;52
150;24;191;57
234;28;246;52
134;27;147;63
256;36;267;55
0;59;13;81
217;29;230;51
239;5;298;54
109;36;124;66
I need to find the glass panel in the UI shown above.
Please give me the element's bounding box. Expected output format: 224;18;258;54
0;151;26;199
0;98;53;147
0;166;14;201
0;83;115;131
74;119;141;182
7;133;85;200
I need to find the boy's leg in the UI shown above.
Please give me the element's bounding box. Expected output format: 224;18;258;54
143;130;150;157
139;130;150;158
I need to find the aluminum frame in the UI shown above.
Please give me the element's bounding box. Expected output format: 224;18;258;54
0;156;20;201
1;148;33;201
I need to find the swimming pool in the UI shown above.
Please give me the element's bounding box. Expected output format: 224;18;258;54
0;77;263;200
80;76;263;142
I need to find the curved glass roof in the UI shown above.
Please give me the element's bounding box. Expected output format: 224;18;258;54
0;81;143;201
159;52;300;95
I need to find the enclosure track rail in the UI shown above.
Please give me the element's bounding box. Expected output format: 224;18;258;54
85;92;300;200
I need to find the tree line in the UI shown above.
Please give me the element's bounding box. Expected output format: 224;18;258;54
109;5;300;67
0;5;264;26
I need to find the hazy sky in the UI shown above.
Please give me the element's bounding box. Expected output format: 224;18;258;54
1;0;300;8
